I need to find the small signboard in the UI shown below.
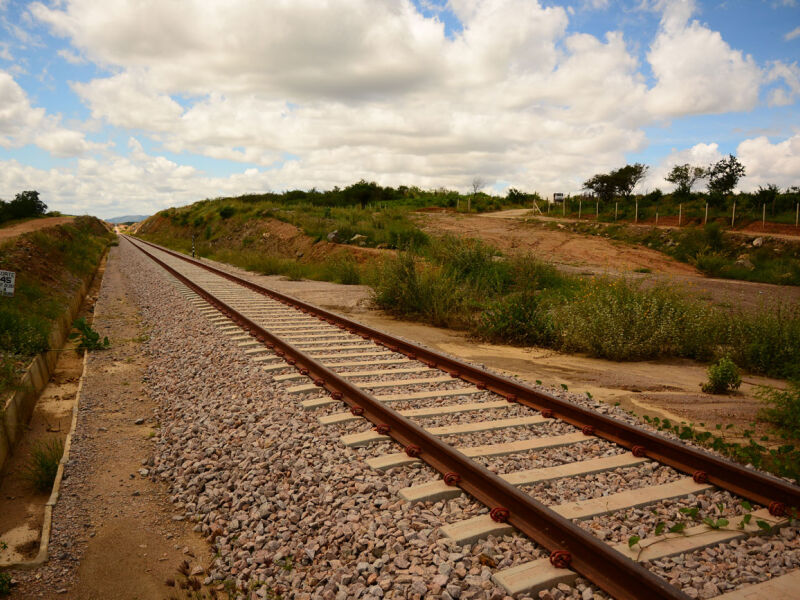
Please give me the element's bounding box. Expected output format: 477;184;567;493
553;193;565;203
0;270;15;297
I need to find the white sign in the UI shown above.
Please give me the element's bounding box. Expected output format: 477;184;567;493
0;270;15;297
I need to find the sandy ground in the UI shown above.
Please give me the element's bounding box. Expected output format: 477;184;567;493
191;256;788;442
413;211;800;311
7;246;208;599
0;217;75;242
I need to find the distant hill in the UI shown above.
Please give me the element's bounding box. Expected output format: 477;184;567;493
107;215;149;224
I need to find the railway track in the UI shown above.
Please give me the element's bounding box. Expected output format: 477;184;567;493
123;235;800;600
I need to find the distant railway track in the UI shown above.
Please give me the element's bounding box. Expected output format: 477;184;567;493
124;235;799;600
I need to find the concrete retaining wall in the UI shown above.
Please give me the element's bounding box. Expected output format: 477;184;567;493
0;250;106;473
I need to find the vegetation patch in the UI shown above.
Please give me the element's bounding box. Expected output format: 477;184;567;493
0;217;113;394
22;437;64;492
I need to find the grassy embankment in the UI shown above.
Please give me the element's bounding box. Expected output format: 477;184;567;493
137;187;527;284
0;217;114;394
535;219;800;286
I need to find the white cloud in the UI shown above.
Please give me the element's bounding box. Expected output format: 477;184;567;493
785;26;800;41
57;48;85;64
0;69;100;157
766;61;800;106
737;134;800;191
642;142;722;192
11;0;796;213
646;1;762;117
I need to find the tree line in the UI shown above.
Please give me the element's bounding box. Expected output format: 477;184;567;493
0;190;48;225
583;155;750;205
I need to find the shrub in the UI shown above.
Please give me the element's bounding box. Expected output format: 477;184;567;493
218;206;236;219
757;381;800;439
0;570;10;596
68;317;109;352
728;304;800;379
22;437;64;492
477;292;556;346
701;356;741;394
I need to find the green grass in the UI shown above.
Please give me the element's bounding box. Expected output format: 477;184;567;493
371;238;800;379
0;217;113;394
22;437;64;492
758;381;800;441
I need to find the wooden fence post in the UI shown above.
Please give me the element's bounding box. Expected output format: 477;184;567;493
615;202;618;222
731;200;736;228
704;203;708;225
678;204;682;227
635;200;638;223
762;203;766;229
578;200;582;219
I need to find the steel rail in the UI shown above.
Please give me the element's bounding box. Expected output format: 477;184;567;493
126;236;688;600
128;236;800;515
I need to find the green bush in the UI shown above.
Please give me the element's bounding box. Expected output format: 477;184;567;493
728;304;800;379
0;569;10;596
701;356;742;394
69;317;109;352
22;437;64;492
758;381;800;439
218;206;236;219
478;292;556;346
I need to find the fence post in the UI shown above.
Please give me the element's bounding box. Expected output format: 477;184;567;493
635;200;638;223
547;201;550;215
678;203;682;227
731;200;736;228
762;203;766;229
704;202;708;225
596;201;599;219
796;202;799;228
578;200;582;219
563;199;566;216
655;211;659;226
615;202;618;222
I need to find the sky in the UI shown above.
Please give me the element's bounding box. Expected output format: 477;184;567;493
0;0;798;219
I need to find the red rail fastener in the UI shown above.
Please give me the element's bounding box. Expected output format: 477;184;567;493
450;372;461;379
275;350;285;357
769;501;786;517
350;406;364;416
476;383;487;390
375;424;390;435
632;445;647;458
541;409;554;419
693;471;709;484
550;550;572;569
443;472;461;486
582;425;595;436
265;343;275;349
506;394;517;403
405;445;422;457
299;368;309;375
313;378;325;387
407;353;417;360
286;358;296;365
330;391;343;400
490;507;510;523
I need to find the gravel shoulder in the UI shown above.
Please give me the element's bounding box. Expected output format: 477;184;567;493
9;246;208;599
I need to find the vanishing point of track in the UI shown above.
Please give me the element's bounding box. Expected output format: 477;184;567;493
124;235;800;600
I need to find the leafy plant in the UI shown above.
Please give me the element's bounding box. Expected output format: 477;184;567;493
701;356;741;394
0;570;11;596
22;437;64;492
757;381;800;439
69;317;109;352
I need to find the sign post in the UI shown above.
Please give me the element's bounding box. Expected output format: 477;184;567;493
0;270;15;297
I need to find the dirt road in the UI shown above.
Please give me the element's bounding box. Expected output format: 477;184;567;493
0;217;76;242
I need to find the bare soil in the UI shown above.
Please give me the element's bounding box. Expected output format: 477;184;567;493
415;210;800;311
7;246;209;599
0;217;76;242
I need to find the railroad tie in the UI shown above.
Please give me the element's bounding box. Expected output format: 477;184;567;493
493;507;787;596
440;478;714;545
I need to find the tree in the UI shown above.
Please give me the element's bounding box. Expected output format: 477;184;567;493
665;164;706;196
469;177;485;211
5;190;47;221
707;155;745;197
583;173;617;202
611;163;648;200
755;184;779;215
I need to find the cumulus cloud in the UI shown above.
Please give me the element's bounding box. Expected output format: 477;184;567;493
646;1;762;117
15;0;799;210
786;26;800;41
737;134;800;191
0;69;102;156
642;142;722;192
